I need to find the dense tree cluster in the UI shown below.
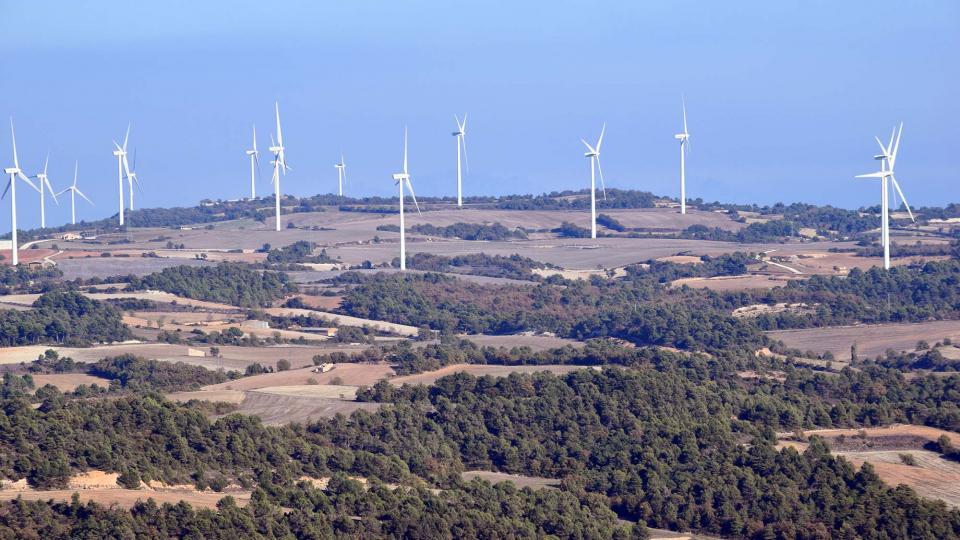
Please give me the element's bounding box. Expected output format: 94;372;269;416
129;263;296;307
265;241;337;264
0;478;635;539
398;222;528;241
0;291;131;346
0;265;63;294
404;253;548;281
336;272;763;352
89;354;238;392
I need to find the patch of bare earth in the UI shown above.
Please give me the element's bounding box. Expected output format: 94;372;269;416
204;363;395;391
461;471;559;490
840;450;960;508
390;363;588;386
766;320;960;359
31;373;111;392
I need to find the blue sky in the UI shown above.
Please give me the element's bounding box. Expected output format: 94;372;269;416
1;1;957;231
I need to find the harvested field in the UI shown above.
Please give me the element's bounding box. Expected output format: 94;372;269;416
31;373;111;392
166;389;247;404
767;320;960;359
0;488;249;509
672;274;798;292
227;391;380;425
461;334;585;351
390;363;588;386
55;257;211;280
254;384;359;400
461;471;559;490
788;424;960;447
264;307;419;336
205;363;394;391
839;450;960;508
0;343;371;371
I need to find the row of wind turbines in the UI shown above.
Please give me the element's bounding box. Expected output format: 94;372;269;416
3;98;913;272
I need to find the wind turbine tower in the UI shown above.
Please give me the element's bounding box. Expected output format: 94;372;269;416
391;128;421;270
3;120;40;266
112;125;130;226
452;114;468;207
246;126;259;199
674;98;691;214
856;123;915;270
581;123;606;239
268;102;289;232
56;162;93;225
335;154;345;197
32;155;58;228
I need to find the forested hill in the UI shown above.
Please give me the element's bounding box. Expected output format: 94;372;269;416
0;291;130;346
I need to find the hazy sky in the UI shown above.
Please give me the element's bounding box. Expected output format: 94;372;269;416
1;1;957;231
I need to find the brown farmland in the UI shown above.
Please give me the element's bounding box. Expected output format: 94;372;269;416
767;320;960;359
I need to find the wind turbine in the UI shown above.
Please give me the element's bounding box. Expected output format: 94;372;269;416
245;125;259;199
391;128;421;270
31;155;59;228
452;114;468;207
335;154;346;197
856;122;914;270
112;125;130;226
268;102;289;232
56;162;93;225
581;123;606;239
674;97;691;214
3;119;40;266
125;149;140;210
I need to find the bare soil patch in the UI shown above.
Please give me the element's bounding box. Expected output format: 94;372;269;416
767;321;960;359
390;363;587;386
0;488;249;509
31;373;111;392
228;391;380;425
839;450;960;508
673;274;797;292
204;363;395;391
461;471;559;490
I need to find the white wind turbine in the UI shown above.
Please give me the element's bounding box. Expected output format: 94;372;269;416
56;161;93;225
268;102;289;232
335;154;346;197
581;123;606;239
452;114;468;207
112;125;130;226
31;155;59;228
674;97;691;214
245;125;259;199
3;119;40;266
856;122;914;270
125;149;140;210
391;128;421;271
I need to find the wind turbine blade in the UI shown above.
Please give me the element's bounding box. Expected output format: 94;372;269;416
581;139;596;153
46;178;59;205
403;127;408;174
682;96;688;135
596;157;607;200
43;154;49;176
275;102;283;148
123;124;130;152
1;178;10;200
596;123;605;152
874;136;889;157
73;161;78;187
891;122;903;168
855;172;885;178
131;149;137;173
890;175;914;222
405;179;421;215
9;118;19;169
461;113;467;134
18;172;39;192
55;187;70;197
252;125;257;150
75;188;94;205
461;132;469;173
122;154;133;185
255;153;262;183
